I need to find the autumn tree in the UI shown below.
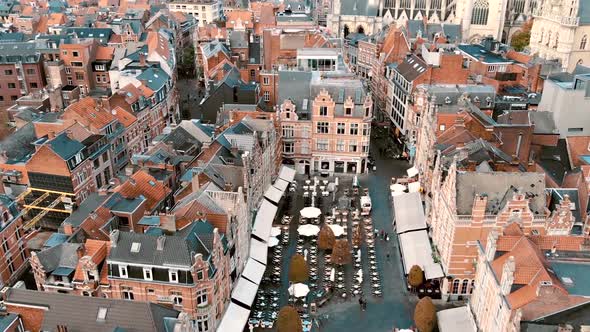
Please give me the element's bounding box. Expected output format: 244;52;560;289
288;254;309;283
318;225;335;250
277;306;303;332
331;239;352;265
510;19;533;52
408;265;424;288
414;296;437;332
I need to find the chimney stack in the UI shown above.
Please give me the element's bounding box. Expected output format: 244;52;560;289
76;244;85;259
109;230;119;247
48;130;56;139
156;235;166;251
63;222;74;235
139;52;146;67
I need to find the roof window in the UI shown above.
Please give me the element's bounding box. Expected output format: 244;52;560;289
130;242;141;253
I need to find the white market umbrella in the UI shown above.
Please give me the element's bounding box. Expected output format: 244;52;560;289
356;276;363;284
407;166;419;178
298;224;320;237
270;227;282;237
300;207;321;219
330;268;335;282
356;269;363;278
356;249;361;262
304;249;308;261
289;283;310;298
328;224;345;237
390;183;406;192
268;237;279;247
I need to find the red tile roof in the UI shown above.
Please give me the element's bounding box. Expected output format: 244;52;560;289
116;170;170;211
63;97;116;131
72;239;109;282
95;46;115;61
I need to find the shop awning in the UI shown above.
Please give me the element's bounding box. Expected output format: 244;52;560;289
273;178;290;192
437;306;477;332
231;277;259;308
398;230;444;279
251;199;278;242
393;192;427;234
278;166;296;182
249;238;268;265
217;303;251;332
241;258;266;285
264;185;284;204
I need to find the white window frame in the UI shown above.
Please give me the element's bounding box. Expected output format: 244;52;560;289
119;265;128;278
143;267;153;281
169;269;179;283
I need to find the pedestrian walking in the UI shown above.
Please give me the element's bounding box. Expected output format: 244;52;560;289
386;253;390;260
374;229;379;237
380;230;385;239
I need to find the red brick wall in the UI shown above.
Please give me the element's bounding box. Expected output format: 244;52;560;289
5;304;45;332
26;145;70;177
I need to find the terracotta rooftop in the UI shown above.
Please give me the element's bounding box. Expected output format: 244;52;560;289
116;170;170;211
493;234;569;309
95;46;115;61
111;107;136;128
63;97;116;131
72;239;109;282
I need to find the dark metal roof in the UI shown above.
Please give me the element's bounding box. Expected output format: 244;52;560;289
4;288;179;332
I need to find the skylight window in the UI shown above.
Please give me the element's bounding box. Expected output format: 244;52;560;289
131;242;141;253
97;307;107;322
148;180;156;186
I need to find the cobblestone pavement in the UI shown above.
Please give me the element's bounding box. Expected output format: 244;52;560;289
314;145;414;332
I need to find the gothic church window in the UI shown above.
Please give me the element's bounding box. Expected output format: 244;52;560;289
471;0;489;25
581;35;587;50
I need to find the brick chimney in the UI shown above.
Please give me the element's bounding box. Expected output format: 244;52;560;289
76;244;85;258
139;52;146;67
48;130;56;139
63;222;74;235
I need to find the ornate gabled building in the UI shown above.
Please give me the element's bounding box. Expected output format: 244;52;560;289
530;0;590;71
326;0;384;38
278;71;372;175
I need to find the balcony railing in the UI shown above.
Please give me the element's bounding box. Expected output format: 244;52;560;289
533;9;579;26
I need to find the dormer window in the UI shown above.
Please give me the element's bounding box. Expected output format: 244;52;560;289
445;96;452;104
119;265;128;278
319;106;328;116
169;269;178;283
345;107;352;116
143;267;153;281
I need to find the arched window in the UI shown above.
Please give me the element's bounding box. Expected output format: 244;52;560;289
539;29;544;43
452;279;460;293
343;25;350;38
553;32;559;49
471;0;489;26
546;31;552;46
461;279;469;294
470;280;475;294
581;35;588;50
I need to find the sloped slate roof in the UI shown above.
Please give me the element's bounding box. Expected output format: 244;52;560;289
4;288;179;332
